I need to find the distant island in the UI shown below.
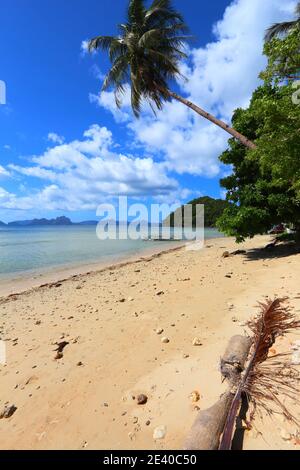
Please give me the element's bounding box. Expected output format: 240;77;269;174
164;196;230;228
0;216;98;227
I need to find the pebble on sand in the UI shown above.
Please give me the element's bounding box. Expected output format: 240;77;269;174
161;337;170;344
153;425;167;440
137;394;148;405
0;404;17;419
155;328;164;335
190;391;200;403
192;338;202;346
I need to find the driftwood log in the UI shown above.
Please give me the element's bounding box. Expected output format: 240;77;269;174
184;335;252;450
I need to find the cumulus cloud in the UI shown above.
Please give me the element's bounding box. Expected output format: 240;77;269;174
3;125;188;212
48;132;65;145
0;165;10;178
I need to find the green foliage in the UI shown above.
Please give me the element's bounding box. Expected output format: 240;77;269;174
261;28;300;83
88;0;190;116
217;29;300;242
165;196;230;228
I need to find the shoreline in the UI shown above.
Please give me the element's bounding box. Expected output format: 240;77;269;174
0;240;189;299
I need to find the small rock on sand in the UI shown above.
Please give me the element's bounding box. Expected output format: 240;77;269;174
155;328;164;335
153;425;167;440
190;391;200;403
192;338;202;346
161;337;170;344
222;251;230;258
137;394;148;405
0;405;17;419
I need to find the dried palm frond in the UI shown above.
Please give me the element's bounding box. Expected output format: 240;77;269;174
219;298;300;450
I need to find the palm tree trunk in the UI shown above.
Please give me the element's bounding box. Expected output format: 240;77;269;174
165;89;257;150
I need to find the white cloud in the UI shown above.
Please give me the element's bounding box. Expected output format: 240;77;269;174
4;125;189;212
91;0;296;177
89;85;132;123
3;144;11;150
48;132;65;145
0;165;10;178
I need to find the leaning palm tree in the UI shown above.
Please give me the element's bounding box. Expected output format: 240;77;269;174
265;1;300;42
88;0;256;150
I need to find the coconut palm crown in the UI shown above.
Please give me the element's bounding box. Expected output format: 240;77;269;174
88;0;188;116
265;1;300;42
87;0;256;149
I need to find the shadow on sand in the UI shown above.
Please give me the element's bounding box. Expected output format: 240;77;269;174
239;242;300;262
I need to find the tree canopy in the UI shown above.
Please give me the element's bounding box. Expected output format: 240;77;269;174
217;29;300;242
165;196;230;228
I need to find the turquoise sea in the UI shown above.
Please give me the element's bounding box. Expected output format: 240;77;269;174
0;225;223;279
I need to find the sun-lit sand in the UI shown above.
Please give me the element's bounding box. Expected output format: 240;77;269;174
0;235;299;450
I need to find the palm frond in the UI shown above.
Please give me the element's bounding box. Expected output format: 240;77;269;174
128;0;145;25
102;55;129;91
88;35;116;52
219;298;300;450
265;21;299;42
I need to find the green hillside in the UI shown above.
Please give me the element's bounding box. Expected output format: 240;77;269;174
164;196;230;228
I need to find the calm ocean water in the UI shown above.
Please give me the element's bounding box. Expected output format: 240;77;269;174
0;226;223;279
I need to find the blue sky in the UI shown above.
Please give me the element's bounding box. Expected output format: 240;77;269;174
0;0;296;222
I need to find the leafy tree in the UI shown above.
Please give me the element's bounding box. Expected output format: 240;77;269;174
261;29;300;83
217;28;300;242
87;0;255;149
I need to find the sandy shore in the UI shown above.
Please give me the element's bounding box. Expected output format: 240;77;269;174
0;235;300;450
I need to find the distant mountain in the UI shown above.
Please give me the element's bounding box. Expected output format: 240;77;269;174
164;196;230;228
8;216;73;227
77;220;98;225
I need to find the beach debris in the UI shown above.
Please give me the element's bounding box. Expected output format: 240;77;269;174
137;394;148;405
54;341;69;360
161;337;170;344
153;425;167;440
192;338;202;346
190;391;200;403
0;404;17;419
35;320;41;325
145;420;151;426
155;328;164;335
183;353;189;359
54;283;62;288
231;249;246;255
76;285;82;290
225;274;232;278
76;361;83;367
222;251;230;258
118;298;126;303
127;297;134;302
156;291;164;296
